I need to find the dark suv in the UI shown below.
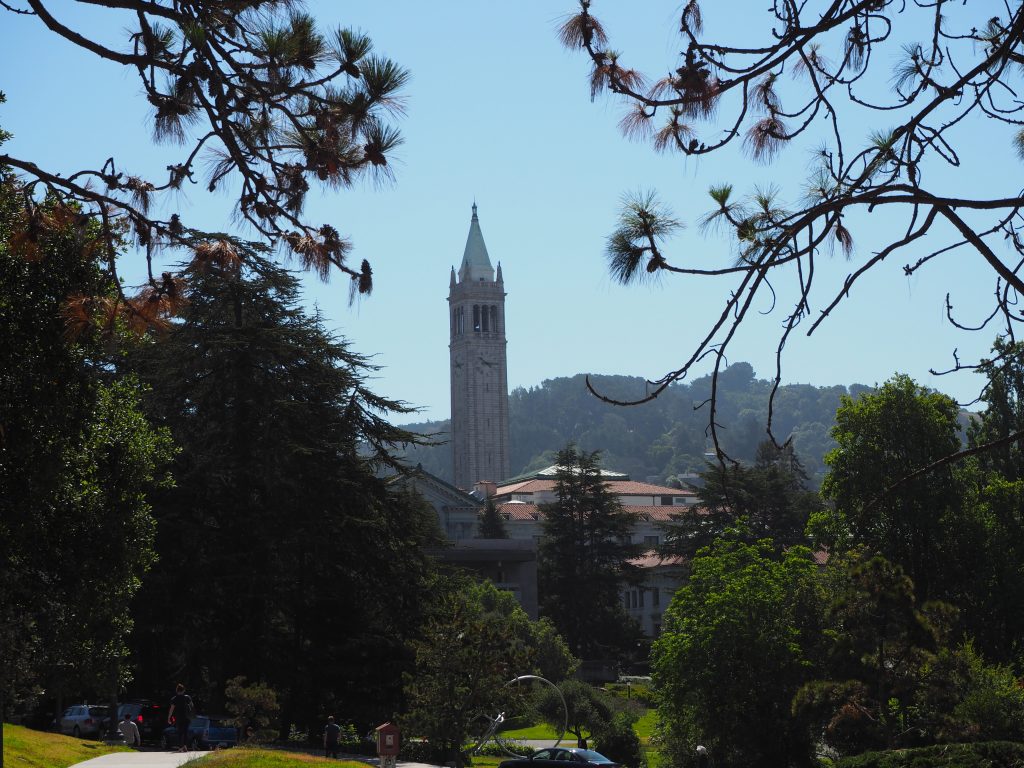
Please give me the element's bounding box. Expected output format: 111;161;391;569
103;700;167;743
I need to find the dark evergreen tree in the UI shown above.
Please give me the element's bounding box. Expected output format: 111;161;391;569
538;445;641;659
662;439;819;561
125;246;441;732
477;497;508;538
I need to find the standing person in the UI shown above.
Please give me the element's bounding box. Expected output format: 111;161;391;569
695;745;710;768
119;713;141;749
323;715;341;758
167;683;194;752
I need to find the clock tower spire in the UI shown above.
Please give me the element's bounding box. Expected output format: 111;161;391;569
448;203;510;490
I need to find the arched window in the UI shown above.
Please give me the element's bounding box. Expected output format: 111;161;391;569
490;305;498;333
458;306;464;335
482;303;490;332
473;305;481;332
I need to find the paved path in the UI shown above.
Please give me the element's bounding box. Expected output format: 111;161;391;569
69;751;444;768
70;751;204;768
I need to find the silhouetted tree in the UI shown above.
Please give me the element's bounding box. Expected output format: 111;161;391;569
559;1;1024;459
1;2;408;331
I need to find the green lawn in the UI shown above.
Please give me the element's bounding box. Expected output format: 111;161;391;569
3;724;131;768
497;723;564;740
201;750;366;768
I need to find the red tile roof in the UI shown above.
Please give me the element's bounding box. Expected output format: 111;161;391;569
497;502;541;521
608;481;697;496
629;550;688;568
496;478;697;498
497;479;555;495
497;502;707;524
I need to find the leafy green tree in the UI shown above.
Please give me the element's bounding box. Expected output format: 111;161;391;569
969;338;1024;481
820;375;963;601
529;618;579;683
125;247;440;733
224;676;280;743
539;445;642;659
535;680;612;749
478;496;509;538
652;531;823;768
0;171;173;720
403;577;536;768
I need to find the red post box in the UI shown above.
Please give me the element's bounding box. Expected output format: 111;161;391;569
375;722;401;758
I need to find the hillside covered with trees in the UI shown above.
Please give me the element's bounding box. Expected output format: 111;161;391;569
400;363;877;488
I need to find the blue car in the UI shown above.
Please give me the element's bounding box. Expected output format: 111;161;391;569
161;715;238;750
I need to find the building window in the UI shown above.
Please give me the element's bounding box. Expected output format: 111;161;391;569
638;589;645;608
624;593;630;610
644;535;659;547
490;305;498;333
652;588;660;607
482;305;490;332
660;496;673;505
473;305;481;332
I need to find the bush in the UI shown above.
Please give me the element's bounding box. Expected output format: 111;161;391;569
836;741;1024;768
596;713;645;768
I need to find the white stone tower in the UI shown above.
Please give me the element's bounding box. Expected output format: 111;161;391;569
448;203;510;490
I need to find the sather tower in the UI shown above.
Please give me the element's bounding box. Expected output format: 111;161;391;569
448;204;510;490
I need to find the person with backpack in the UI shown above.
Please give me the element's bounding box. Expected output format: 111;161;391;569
167;683;194;752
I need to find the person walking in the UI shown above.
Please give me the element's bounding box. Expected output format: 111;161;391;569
167;683;194;752
118;713;141;749
323;715;341;758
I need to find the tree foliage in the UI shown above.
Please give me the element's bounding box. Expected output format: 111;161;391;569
558;0;1024;459
819;375;962;601
478;496;509;538
1;0;409;332
402;577;537;768
538;445;642;659
662;439;820;560
0;171;173;717
535;679;612;748
652;532;823;768
124;247;439;732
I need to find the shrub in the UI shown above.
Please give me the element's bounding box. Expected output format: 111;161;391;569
836;740;1024;768
596;713;645;768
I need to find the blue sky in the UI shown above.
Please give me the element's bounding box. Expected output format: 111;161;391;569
1;1;1010;422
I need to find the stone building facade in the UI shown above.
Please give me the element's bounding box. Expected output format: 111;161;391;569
448;204;510;490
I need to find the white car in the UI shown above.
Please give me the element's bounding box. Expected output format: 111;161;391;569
59;704;109;738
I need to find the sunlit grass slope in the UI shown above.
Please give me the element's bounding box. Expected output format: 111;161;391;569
3;724;131;768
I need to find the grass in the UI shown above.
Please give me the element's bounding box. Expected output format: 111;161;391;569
497;723;564;740
632;709;657;742
201;750;367;768
3;724;131;768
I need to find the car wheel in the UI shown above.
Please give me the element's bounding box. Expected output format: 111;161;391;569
73;726;80;738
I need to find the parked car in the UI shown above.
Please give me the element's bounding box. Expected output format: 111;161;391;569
499;748;621;768
59;704;109;738
100;700;168;744
161;716;239;750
